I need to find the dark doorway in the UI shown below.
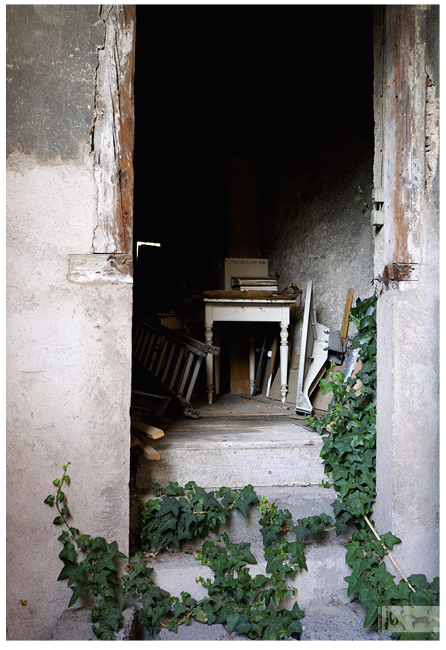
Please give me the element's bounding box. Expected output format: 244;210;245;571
132;4;374;405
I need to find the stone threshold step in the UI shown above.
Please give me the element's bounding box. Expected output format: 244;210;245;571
136;420;326;488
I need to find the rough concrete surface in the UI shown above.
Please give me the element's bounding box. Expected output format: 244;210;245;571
6;149;133;640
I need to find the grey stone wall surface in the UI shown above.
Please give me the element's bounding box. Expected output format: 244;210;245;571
262;86;375;342
6;4;104;160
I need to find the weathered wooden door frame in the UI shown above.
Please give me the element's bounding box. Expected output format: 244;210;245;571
67;5;136;284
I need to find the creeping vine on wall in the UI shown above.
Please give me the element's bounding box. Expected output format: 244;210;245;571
45;293;439;640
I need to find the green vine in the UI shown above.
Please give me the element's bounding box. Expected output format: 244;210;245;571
46;472;312;640
306;294;439;639
45;463;127;639
45;287;438;641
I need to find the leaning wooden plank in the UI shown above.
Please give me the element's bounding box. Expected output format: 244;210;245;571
340;288;354;345
141;443;160;461
131;412;165;439
265;330;279;397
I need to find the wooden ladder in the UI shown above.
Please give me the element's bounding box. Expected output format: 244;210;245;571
132;314;220;418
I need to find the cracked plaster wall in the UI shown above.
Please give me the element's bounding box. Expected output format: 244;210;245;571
6;5;132;640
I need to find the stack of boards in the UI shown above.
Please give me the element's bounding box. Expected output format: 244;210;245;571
131;411;164;461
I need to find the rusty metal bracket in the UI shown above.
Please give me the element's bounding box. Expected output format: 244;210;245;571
382;262;419;287
393;263;419;281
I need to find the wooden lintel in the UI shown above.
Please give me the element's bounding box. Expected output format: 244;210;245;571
67;254;133;284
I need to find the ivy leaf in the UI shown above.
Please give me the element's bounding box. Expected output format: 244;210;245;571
379;531;402;550
89;537;107;553
173;602;187;618
59;542;76;563
291;600;306;619
44;494;55;507
164;481;184;496
180;592;197;608
406;574;431;591
345;541;365;565
232;542;257;565
226;613;251;635
345;491;369;517
68;582;87;608
260;526;277;545
252;574;270;589
386;580;412;601
334;437;354;457
359;588;380;628
287;618;303;638
409;589;436;607
76;534;92;549
344;566;366;597
194;608;208;624
155;497;181;518
97;552;119;573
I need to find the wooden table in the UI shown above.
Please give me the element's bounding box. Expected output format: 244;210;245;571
203;295;297;404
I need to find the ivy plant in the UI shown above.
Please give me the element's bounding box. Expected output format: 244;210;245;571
306;294;439;638
46;293;438;641
45;463;127;640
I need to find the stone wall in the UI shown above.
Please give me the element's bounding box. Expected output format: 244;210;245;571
262;67;375;345
6;5;133;639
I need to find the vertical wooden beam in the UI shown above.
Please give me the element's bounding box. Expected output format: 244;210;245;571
92;5;136;257
383;5;423;274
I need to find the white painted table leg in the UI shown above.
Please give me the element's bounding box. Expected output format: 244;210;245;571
249;327;256;395
214;326;220;395
280;322;289;403
205;308;214;404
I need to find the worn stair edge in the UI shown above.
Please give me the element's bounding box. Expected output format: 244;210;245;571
137;451;326;489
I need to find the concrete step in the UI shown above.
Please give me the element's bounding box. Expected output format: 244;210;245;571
135;416;327;489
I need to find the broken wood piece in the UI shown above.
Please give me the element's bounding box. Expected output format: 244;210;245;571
253;337;267;395
131;412;165;439
295;280;329;414
131;434;142;448
131;430;160;459
265;330;279;397
141;443;161;461
340;288;354;344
